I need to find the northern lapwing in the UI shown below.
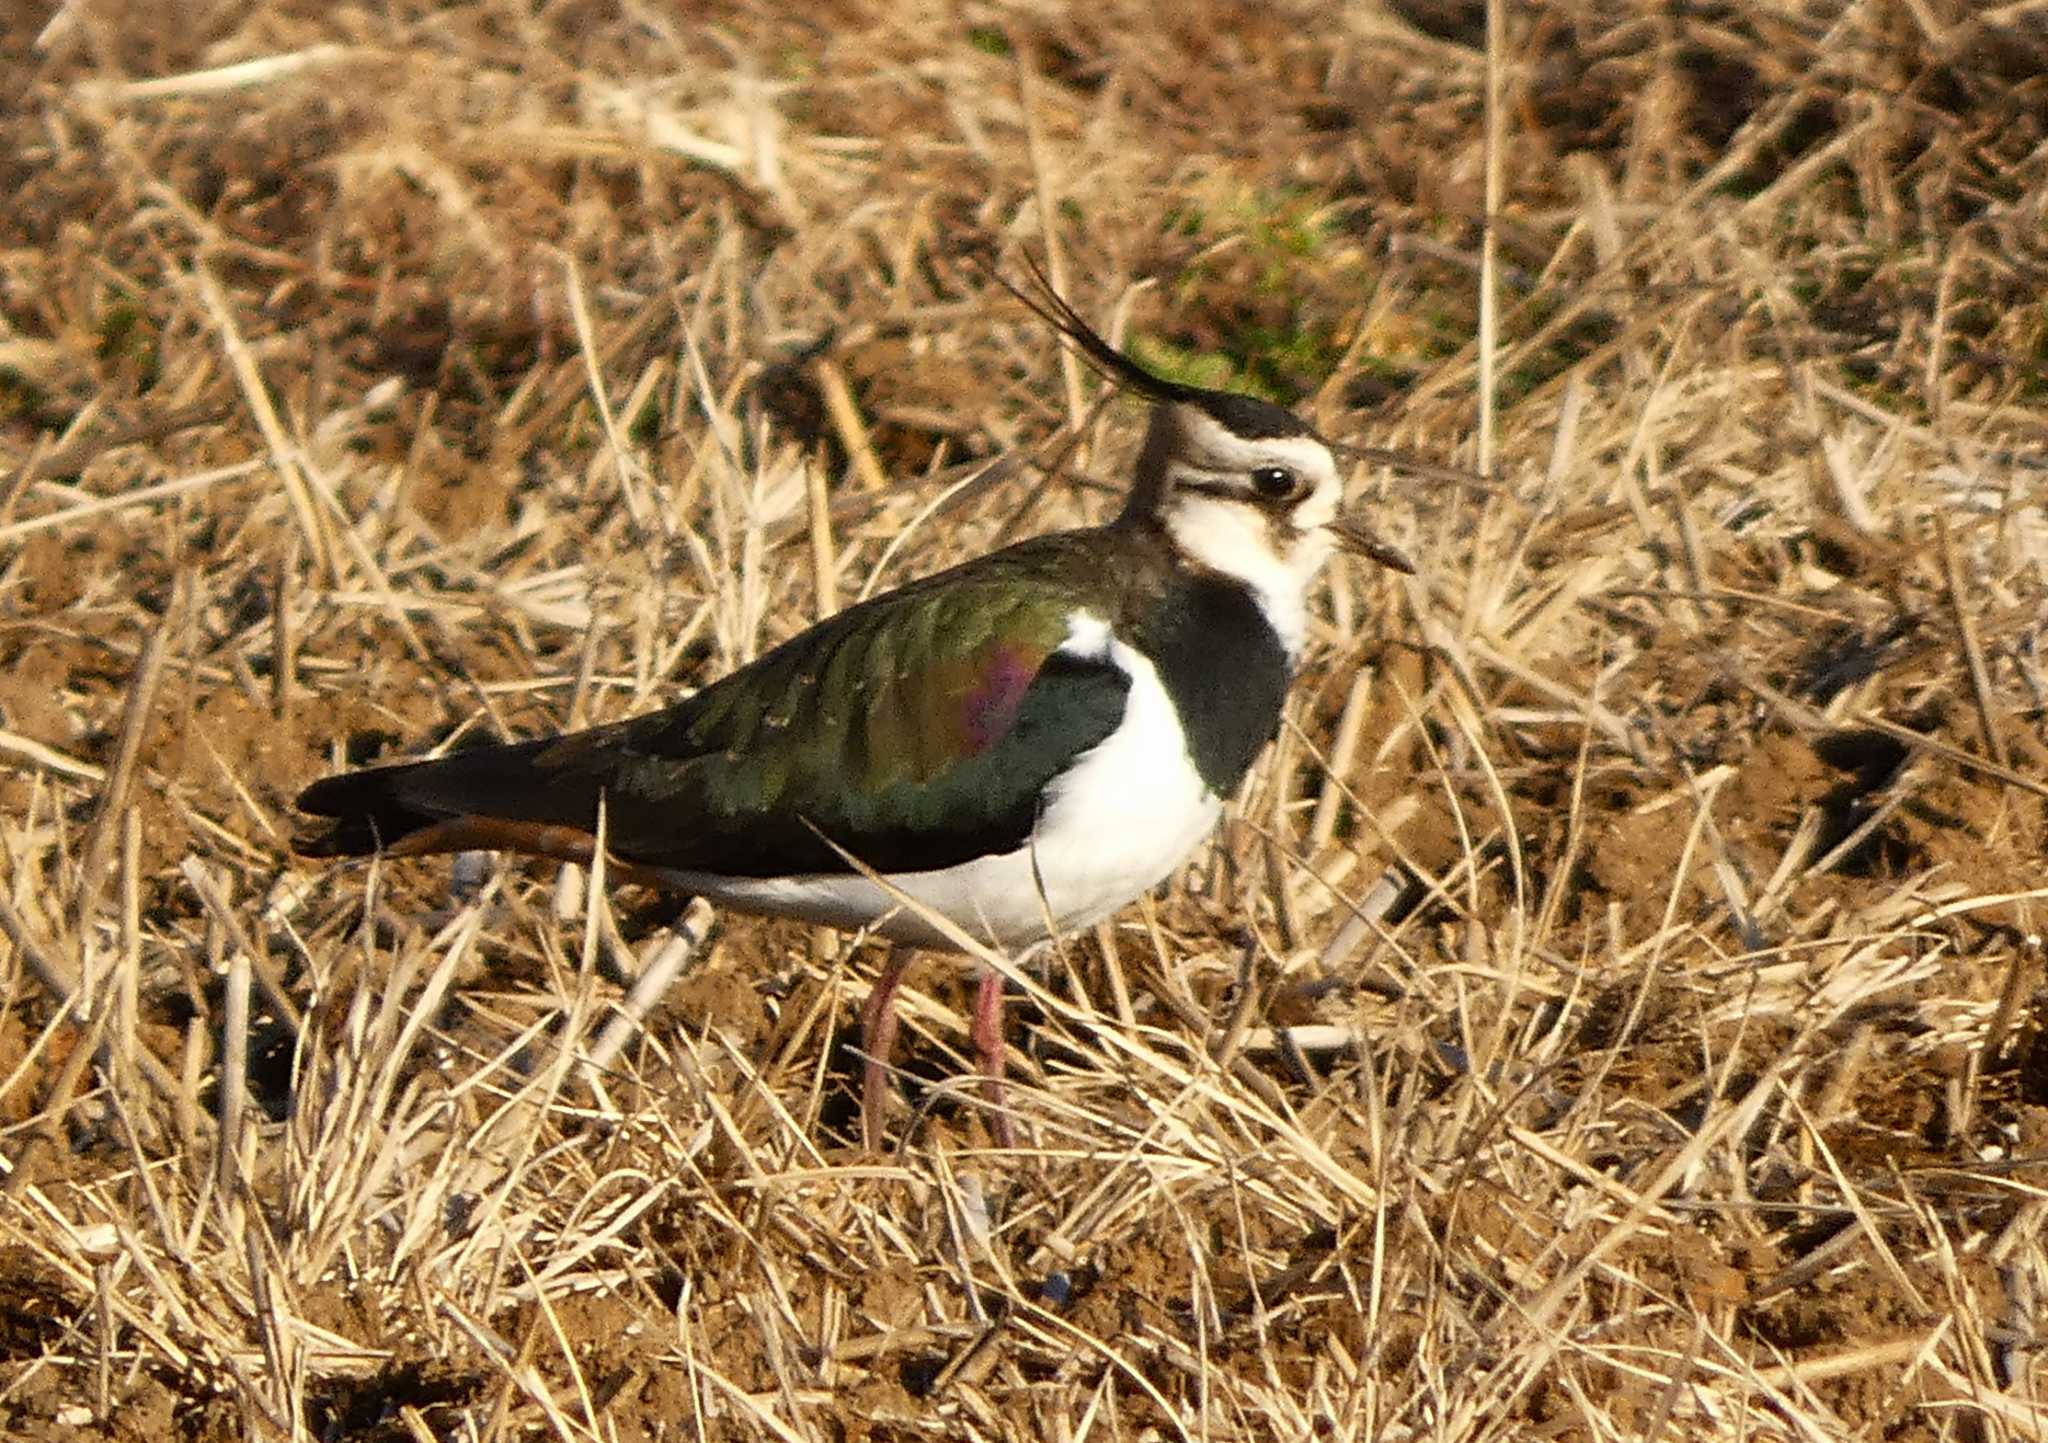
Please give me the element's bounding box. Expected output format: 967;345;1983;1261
293;261;1416;1147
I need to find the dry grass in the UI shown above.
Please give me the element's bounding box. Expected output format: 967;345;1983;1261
2;0;2046;1438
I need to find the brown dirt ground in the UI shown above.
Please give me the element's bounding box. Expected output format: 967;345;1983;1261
1;0;2046;1440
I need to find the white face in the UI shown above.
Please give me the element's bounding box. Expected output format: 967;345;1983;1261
1153;406;1346;658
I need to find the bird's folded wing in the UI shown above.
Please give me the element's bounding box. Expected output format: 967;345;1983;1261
296;575;1132;879
596;583;1131;876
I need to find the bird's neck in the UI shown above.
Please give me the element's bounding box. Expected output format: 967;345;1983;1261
1137;500;1320;662
1128;563;1297;793
1114;405;1326;661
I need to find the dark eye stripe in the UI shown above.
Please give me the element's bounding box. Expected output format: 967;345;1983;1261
1173;467;1314;510
1179;472;1302;507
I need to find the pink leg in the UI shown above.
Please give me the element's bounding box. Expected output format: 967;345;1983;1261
973;968;1018;1148
860;946;914;1149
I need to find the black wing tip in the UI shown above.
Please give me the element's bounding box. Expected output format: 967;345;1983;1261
291;769;428;858
294;771;355;818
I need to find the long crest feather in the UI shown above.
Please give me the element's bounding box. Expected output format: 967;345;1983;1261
987;252;1208;406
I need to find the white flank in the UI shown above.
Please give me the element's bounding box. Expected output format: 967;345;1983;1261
652;613;1221;950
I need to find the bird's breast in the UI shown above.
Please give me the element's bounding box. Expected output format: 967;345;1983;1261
1133;572;1295;794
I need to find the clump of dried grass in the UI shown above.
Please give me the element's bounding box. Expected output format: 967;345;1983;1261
0;1;2045;1439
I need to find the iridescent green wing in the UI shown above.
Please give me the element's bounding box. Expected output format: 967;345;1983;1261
295;534;1143;876
580;553;1132;877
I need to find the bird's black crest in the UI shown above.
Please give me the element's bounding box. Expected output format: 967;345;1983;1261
1197;390;1313;440
990;253;1314;440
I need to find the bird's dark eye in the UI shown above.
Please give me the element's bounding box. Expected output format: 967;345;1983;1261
1251;465;1299;500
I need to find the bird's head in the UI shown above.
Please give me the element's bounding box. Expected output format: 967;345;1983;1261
994;258;1416;632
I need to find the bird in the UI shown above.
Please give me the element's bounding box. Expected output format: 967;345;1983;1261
293;260;1416;1147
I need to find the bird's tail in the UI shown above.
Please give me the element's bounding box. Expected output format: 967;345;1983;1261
293;734;613;865
293;759;449;857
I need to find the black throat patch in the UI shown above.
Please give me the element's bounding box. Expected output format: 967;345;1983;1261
1136;573;1293;793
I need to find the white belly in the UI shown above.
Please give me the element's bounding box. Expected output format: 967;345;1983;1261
653;619;1223;950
